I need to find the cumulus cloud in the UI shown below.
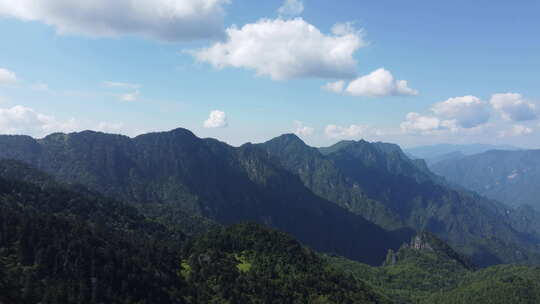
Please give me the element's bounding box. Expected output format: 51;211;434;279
193;18;365;80
400;112;456;134
278;0;304;17
0;68;17;84
293;121;314;136
0;105;79;136
490;93;537;122
499;124;533;137
345;68;418;97
104;81;141;89
431;95;490;128
0;0;229;41
203;110;227;128
322;80;345;94
325;124;369;139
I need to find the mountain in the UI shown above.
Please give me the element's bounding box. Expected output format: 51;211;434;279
329;232;474;303
0;130;405;265
260;135;405;231
422;151;466;165
1;129;539;266
405;144;521;165
0;162;188;303
424;264;540;304
329;232;540;304
431;149;540;210
0;167;393;303
2;155;540;303
260;135;540;266
183;223;393;304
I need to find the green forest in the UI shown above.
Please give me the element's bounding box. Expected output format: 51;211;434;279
1;130;540;303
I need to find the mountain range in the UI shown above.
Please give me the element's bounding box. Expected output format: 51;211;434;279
0;162;393;303
431;149;540;210
0;129;407;265
2;128;540;303
405;143;521;165
0;128;539;267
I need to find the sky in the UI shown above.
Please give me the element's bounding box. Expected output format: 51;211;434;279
0;0;539;148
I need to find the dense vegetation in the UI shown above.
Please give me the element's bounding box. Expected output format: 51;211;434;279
2;129;540;303
0;168;395;303
425;265;540;304
182;223;392;303
0;170;187;303
2;129;537;266
0;130;407;265
260;134;540;266
328;232;540;304
1;159;540;303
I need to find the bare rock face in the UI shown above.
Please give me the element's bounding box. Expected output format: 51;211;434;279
384;249;398;266
385;232;477;271
384;233;435;266
405;233;434;251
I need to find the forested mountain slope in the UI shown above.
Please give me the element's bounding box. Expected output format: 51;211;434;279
1;129;540;266
329;232;540;304
0;130;406;265
1;163;540;304
0;180;391;303
260;135;540;266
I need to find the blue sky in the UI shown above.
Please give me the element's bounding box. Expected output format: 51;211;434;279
0;0;539;148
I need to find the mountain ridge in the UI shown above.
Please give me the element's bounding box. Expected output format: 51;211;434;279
1;128;540;266
259;134;540;266
431;149;540;210
0;128;408;265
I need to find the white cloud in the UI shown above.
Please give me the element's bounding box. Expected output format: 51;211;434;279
431;95;490;128
345;68;418;97
0;105;79;137
325;124;369;139
331;22;357;36
293;121;314;136
0;0;229;41
322;80;345;94
0;105;135;137
120;91;140;102
278;0;304;17
95;122;125;133
203;110;227;128
193;18;365;80
104;81;141;89
400;112;456;134
499;124;533;137
490;93;537;122
0;68;17;84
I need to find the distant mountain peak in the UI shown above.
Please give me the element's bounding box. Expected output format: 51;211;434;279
169;127;197;136
266;133;307;146
43;130;132;142
261;134;315;157
133;127;200;144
